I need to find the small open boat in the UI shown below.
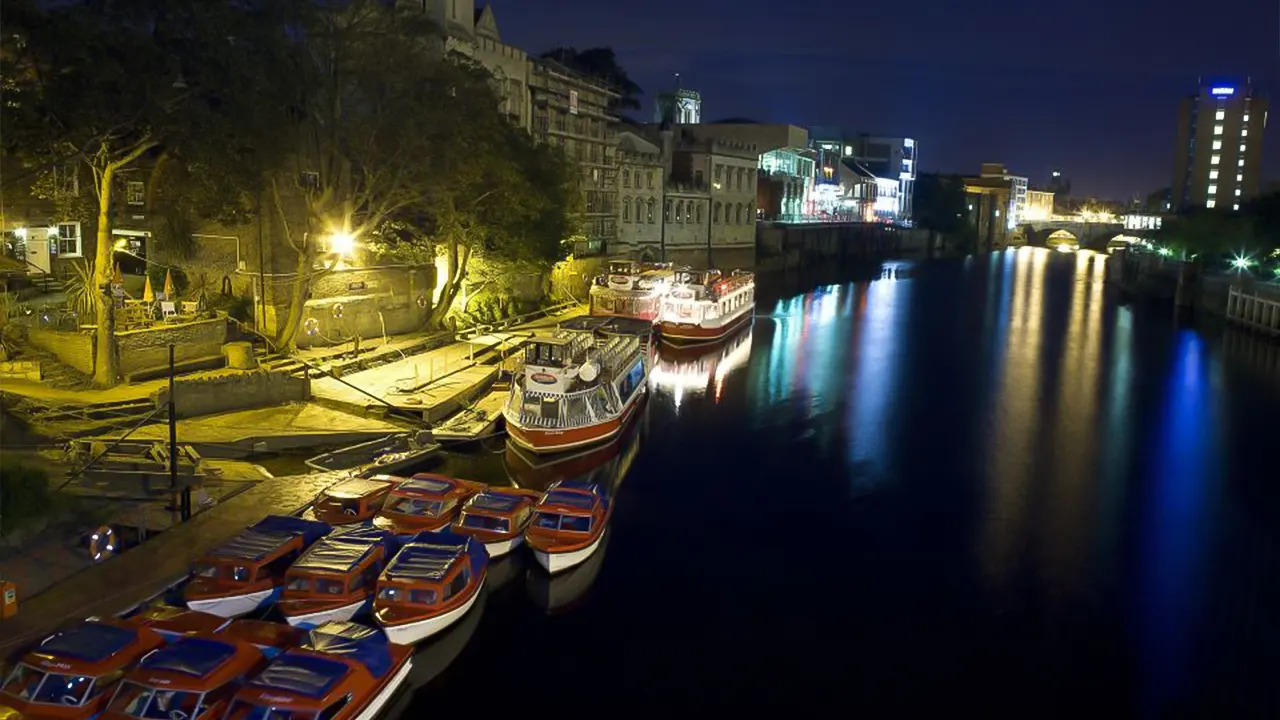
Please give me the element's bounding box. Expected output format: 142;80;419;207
225;622;412;720
279;525;401;628
450;487;542;558
102;635;265;720
0;620;165;719
184;516;331;618
373;531;488;645
372;474;486;536
124;604;233;640
525;480;612;575
313;476;400;526
304;432;440;476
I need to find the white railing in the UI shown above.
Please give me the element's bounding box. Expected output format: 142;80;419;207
1227;287;1280;336
505;382;618;430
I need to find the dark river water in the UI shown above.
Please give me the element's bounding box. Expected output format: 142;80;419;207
394;248;1280;716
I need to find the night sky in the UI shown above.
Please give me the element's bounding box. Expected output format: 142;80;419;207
496;0;1279;202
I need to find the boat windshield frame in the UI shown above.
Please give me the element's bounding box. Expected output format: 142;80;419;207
1;662;98;707
108;679;207;720
532;511;594;533
384;496;446;518
458;512;511;533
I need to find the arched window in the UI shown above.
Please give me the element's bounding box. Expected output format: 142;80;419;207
623;198;631;222
664;200;673;223
623;169;631;188
714;202;722;223
747;201;754;221
695;202;703;223
685;201;692;222
737;168;746;190
648;198;656;223
736;203;743;224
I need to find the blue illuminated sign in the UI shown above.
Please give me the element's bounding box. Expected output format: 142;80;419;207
1210;87;1235;96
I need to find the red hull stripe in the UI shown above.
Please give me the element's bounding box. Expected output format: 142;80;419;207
507;389;644;453
660;308;754;344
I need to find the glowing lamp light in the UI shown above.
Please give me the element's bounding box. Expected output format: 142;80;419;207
13;227;27;240
1210;87;1235;96
329;231;356;256
1230;256;1254;270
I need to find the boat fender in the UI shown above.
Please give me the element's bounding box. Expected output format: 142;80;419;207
88;526;117;562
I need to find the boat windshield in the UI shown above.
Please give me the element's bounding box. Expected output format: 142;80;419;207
532;512;593;533
225;700;315;720
386;496;444;517
459;513;510;532
376;586;437;605
109;681;205;720
285;575;345;595
285;575;310;592
1;663;96;706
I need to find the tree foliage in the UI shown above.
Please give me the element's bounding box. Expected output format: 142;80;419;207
914;173;975;251
540;47;642;112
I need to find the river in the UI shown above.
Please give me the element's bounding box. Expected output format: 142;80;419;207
394;248;1280;715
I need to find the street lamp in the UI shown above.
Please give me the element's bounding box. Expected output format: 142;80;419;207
328;231;356;257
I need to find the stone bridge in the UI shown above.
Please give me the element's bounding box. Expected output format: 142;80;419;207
1020;220;1127;251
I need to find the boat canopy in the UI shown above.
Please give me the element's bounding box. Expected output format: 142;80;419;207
137;637;238;677
467;492;521;513
291;527;398;574
397;476;453;495
382;533;469;582
210;516;330;562
37;622;138;662
301;622;392;679
251;653;350;699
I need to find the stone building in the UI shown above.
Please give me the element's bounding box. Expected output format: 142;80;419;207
615;132;664;259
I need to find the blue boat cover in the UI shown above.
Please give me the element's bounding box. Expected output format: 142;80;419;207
302;622;392;678
252;653;350;698
210;516;330;561
399;477;453;495
37;622;137;662
381;532;469;582
138;637;238;677
292;526;398;574
468;492;520;512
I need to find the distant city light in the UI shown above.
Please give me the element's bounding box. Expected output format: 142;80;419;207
1231;255;1254;270
1210;87;1235;96
1157;247;1173;257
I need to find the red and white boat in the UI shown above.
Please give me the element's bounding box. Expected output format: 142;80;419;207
658;269;755;346
224;621;412;720
589;260;675;322
373;531;488;645
524;480;612;575
503;326;650;454
279;525;401;628
102;635;265;720
312;476;400;526
372;474;486;536
0;620;165;719
449;487;542;558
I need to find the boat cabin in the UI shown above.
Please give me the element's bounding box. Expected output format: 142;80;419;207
1;621;166;719
529;482;607;537
312;476;399;526
279;526;400;627
373;474;486;535
453;488;541;541
224;622;410;720
102;636;264;720
373;532;486;633
184;516;330;617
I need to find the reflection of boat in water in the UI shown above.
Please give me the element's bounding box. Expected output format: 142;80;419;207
380;591;486;717
485;552;527;595
525;529;610;614
650;325;753;406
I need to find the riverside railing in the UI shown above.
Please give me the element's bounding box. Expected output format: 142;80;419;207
505;384;616;430
1227;286;1280;337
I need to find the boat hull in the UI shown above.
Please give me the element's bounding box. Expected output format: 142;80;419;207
186;588;277;618
282;599;368;628
506;387;645;455
659;306;754;347
533;530;606;575
379;581;484;645
483;535;523;559
353;655;415;720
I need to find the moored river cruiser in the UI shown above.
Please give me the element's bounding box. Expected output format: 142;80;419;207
589;260;675;322
658;269;755;346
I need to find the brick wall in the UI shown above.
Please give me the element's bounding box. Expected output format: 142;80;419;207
117;316;228;376
28;327;95;375
0;360;42;381
294;265;434;348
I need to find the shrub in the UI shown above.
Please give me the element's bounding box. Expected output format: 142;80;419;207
0;458;53;535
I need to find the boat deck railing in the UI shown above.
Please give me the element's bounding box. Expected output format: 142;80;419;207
506;383;619;430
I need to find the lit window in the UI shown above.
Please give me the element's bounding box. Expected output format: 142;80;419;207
1243;114;1250;123
1208;184;1218;195
1214;125;1223;135
1242;128;1248;137
1235;188;1241;196
1215;110;1225;121
1233;204;1239;210
1209;170;1219;180
1238;158;1245;167
1236;174;1243;182
1212;140;1222;150
1211;155;1220;165
844;145;853;156
1207;199;1216;208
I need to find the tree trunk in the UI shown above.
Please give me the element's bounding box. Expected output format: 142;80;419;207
92;166;118;386
427;240;471;329
275;245;314;352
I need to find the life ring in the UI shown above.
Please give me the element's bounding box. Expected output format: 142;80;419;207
89;526;117;562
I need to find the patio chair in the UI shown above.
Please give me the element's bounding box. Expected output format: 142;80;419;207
180;301;200;316
160;301;178;321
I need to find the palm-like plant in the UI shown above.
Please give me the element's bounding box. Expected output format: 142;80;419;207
63;259;98;319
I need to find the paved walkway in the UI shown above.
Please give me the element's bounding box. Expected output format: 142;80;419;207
0;469;348;654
